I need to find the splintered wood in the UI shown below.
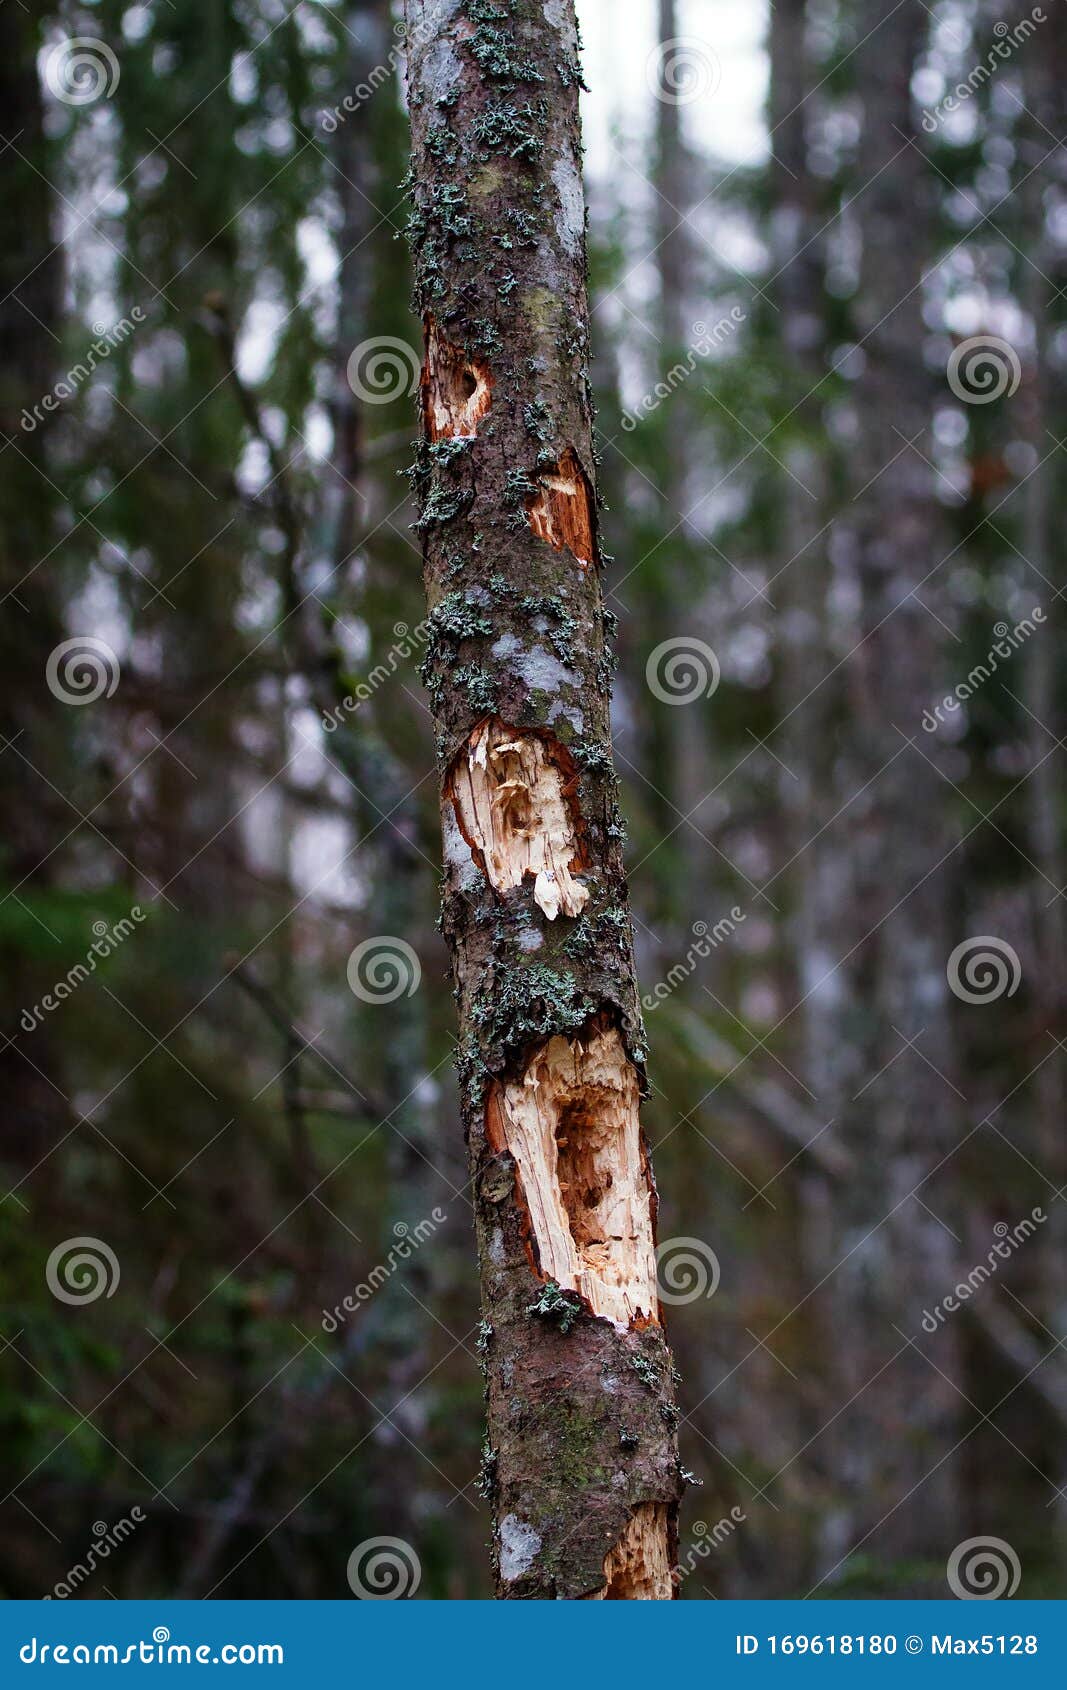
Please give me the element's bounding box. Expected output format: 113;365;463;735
450;718;589;920
488;1024;659;1329
524;446;594;569
422;316;491;440
589;1504;673;1600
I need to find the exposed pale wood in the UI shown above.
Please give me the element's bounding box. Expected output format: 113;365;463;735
588;1503;673;1599
525;446;594;569
449;717;589;920
421;314;492;440
489;1023;658;1329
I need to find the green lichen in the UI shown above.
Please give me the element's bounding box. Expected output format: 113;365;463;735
503;466;538;506
563;906;628;962
429;437;473;469
475;1434;498;1499
465;317;503;358
504;207;540;247
471;100;549;161
413;482;469;531
426;124;459;166
468;25;545;85
454;664;497;715
470;961;593;1056
631;1353;660;1391
524;1279;582;1334
572;741;614;776
522;397;551;441
426;591;493;643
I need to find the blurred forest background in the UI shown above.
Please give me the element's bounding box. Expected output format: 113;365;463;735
1;0;1066;1599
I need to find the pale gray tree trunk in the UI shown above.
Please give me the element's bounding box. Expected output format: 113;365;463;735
817;0;964;1579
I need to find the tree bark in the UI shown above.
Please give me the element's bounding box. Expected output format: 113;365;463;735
403;0;683;1598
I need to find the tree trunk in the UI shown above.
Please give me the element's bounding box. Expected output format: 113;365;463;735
0;0;72;1168
1021;3;1067;1563
817;0;963;1580
768;0;844;1584
403;0;682;1598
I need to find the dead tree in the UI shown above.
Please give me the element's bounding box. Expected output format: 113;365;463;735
403;0;683;1598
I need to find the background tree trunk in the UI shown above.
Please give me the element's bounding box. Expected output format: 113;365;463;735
818;0;963;1581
